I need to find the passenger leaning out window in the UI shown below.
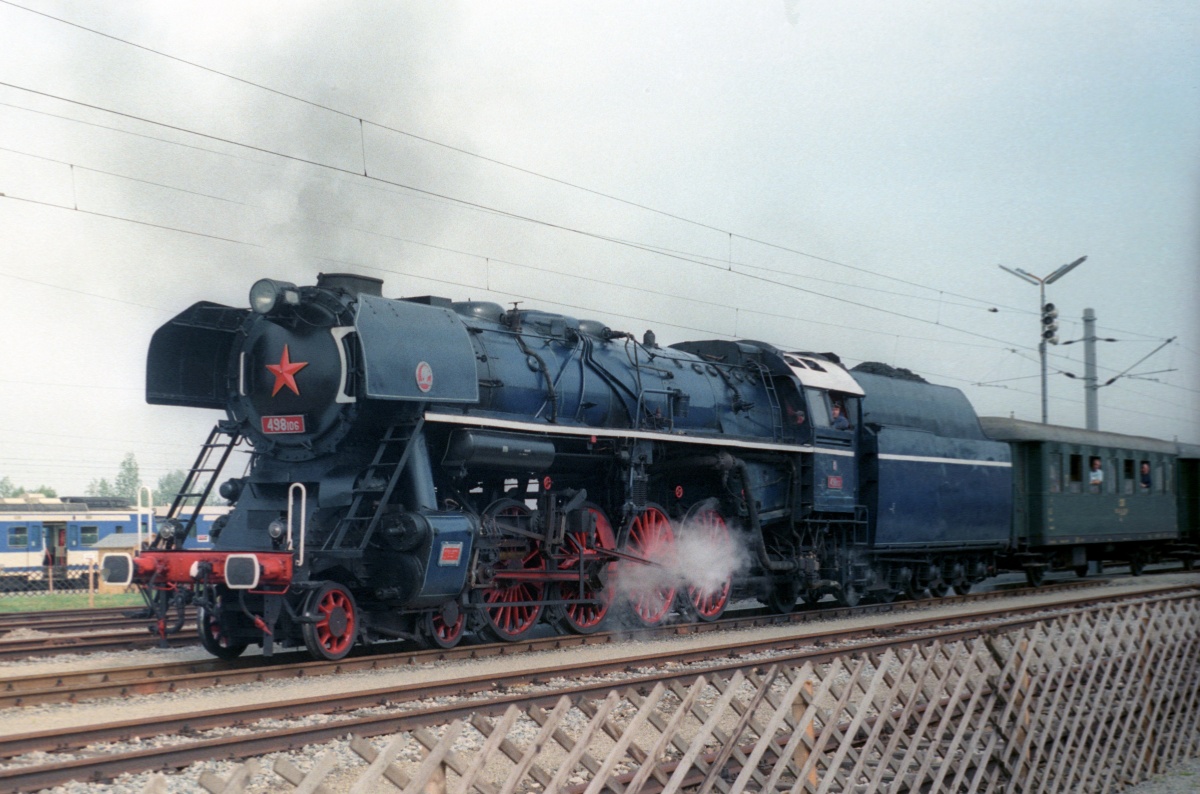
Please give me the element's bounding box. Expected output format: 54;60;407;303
1088;457;1103;492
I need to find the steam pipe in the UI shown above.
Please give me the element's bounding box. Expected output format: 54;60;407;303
400;426;438;512
515;333;559;422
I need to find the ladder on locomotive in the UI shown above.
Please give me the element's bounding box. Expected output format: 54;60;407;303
755;363;784;441
169;420;241;544
324;418;423;551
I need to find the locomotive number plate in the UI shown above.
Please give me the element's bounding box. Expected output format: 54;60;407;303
826;475;844;489
438;542;464;566
261;415;306;434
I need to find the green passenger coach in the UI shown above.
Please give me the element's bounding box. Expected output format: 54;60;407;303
1178;443;1200;560
980;417;1182;583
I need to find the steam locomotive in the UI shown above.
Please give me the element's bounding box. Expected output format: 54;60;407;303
103;273;1195;660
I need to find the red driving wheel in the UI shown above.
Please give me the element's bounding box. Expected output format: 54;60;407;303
621;505;677;627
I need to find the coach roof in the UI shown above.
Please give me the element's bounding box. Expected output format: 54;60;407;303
978;416;1178;455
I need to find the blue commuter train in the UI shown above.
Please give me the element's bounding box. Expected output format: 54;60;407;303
0;497;217;589
101;274;1197;660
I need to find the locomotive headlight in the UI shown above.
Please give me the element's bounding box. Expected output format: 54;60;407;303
158;518;183;542
267;518;287;540
249;278;299;314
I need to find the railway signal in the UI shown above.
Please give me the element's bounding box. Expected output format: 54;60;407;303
998;255;1086;423
1041;303;1059;345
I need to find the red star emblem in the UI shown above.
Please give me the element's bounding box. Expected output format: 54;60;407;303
265;345;308;397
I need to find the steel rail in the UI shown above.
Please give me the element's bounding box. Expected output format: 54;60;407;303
0;629;197;660
0;578;1111;707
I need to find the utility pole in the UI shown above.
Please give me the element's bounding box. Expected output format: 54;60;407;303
1083;308;1098;430
1062;315;1176;430
999;256;1087;424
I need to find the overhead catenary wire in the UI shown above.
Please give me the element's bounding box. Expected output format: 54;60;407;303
0;0;1040;318
2;118;1193;432
0;89;1035;355
1;85;1191;424
2;0;1189;357
0;7;1192;459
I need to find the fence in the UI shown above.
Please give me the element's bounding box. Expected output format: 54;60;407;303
150;594;1200;793
0;563;102;596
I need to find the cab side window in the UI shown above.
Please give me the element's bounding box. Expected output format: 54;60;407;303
830;395;854;431
807;388;831;428
777;379;810;442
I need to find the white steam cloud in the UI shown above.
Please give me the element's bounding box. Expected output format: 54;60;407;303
613;517;753;623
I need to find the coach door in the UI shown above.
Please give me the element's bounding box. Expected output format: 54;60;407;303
44;522;67;568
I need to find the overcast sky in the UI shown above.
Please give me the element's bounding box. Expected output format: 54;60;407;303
1;0;1197;496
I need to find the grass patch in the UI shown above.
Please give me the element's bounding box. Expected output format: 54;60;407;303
0;592;146;612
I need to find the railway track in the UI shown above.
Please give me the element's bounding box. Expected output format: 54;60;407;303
0;582;1195;792
0;565;1184;664
0;605;171;634
0;626;198;661
0;578;1100;707
0;604;200;660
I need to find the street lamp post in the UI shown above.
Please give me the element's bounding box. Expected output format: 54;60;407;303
998;256;1087;424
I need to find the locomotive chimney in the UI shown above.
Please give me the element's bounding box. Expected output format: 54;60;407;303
317;272;384;297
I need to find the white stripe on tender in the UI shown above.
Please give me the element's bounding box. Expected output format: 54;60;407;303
877;453;1012;468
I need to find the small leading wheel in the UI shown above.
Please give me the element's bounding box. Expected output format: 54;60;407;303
553;505;617;634
951;580;973;596
678;504;734;622
302;582;358;661
197;604;248;660
421;602;466;649
927;580;951;598
477;500;546;642
620;505;677;627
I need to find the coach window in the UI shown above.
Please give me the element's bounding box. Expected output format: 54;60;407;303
80;526;99;546
1136;460;1152;494
1047;454;1062;493
8;526;28;548
1067;454;1083;493
1122;459;1135;494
